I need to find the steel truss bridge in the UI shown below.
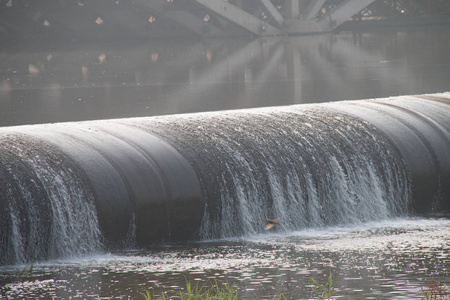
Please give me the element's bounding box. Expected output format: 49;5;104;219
1;0;450;40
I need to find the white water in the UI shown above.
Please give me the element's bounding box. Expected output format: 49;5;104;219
135;106;412;239
1;103;414;265
0;138;102;265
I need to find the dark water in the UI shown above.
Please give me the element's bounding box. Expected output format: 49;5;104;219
1;28;450;127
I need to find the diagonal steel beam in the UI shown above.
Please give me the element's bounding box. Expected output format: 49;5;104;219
258;0;284;28
194;0;280;36
303;0;327;20
318;0;377;30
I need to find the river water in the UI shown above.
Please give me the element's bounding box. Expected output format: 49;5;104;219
1;28;450;127
1;27;450;299
1;218;450;299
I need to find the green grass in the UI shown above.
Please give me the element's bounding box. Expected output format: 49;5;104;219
141;275;334;300
310;272;337;300
141;274;450;299
141;279;238;300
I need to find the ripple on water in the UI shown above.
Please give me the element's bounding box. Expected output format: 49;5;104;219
1;218;450;299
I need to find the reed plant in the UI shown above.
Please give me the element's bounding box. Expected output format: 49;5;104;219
310;272;337;300
19;258;35;278
141;276;332;300
141;273;449;299
141;279;238;300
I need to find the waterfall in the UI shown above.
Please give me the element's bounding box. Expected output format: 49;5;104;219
1;94;449;265
0;133;102;265
129;105;412;239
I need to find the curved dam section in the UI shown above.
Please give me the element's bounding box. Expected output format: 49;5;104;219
329;94;450;213
0;93;449;265
0;125;203;265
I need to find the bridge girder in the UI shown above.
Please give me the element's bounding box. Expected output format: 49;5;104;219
179;0;378;36
1;0;444;41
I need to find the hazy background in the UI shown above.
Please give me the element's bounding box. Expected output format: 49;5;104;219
1;29;450;127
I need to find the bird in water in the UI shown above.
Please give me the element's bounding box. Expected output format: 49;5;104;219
265;218;279;230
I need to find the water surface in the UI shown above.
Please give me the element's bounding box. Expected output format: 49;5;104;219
1;28;450;127
1;218;449;299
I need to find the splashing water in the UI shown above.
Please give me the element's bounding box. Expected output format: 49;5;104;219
0;133;102;265
125;105;412;239
0;100;418;264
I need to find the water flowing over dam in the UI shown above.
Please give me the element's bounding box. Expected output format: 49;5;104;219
0;93;449;265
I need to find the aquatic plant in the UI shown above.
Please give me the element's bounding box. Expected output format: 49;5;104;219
140;276;336;299
140;274;450;299
141;279;238;300
310;272;337;300
19;258;35;278
422;279;450;300
141;290;153;300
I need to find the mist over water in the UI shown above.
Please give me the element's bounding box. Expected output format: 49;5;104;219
1;29;450;127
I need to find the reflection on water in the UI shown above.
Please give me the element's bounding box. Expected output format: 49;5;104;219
1;28;450;127
1;218;450;299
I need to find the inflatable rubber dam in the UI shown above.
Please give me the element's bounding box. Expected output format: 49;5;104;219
1;93;449;265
